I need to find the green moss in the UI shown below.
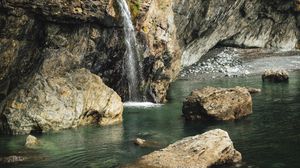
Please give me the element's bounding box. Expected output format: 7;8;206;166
128;0;141;21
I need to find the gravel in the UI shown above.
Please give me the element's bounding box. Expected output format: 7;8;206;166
180;48;249;79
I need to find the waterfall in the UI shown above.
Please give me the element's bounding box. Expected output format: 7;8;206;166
117;0;142;102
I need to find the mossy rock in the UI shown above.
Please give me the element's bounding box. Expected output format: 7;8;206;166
128;0;141;21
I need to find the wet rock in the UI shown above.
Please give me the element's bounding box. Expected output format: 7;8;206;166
262;70;289;83
25;135;39;148
126;129;242;168
247;87;262;94
183;86;252;121
1;69;123;135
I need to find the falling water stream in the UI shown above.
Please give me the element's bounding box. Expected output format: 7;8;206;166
117;0;141;102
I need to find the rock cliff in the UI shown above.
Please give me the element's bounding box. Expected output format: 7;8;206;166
174;0;299;66
0;0;299;106
0;0;125;134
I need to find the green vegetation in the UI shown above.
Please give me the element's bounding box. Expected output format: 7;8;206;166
128;0;141;21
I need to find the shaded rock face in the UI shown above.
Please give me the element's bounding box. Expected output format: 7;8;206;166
173;0;299;66
183;87;252;121
1;69;123;135
2;0;117;25
0;8;45;102
126;129;242;168
295;0;300;12
132;0;181;103
0;1;127;96
262;69;289;82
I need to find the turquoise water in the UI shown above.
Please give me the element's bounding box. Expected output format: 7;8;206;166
1;71;300;168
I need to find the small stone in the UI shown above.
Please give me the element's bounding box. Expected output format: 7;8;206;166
134;138;160;148
247;87;261;94
134;138;146;146
25;135;39;148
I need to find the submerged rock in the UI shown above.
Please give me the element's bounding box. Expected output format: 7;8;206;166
0;155;28;163
25;135;39;148
183;87;252;121
0;151;48;164
133;138;160;148
262;69;289;82
126;129;242;168
0;69;123;135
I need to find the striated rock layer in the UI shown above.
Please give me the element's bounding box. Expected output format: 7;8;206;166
183;87;252;121
126;129;242;168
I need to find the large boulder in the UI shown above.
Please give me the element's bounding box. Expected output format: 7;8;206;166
0;69;123;135
126;129;242;168
183;86;252;121
262;69;289;82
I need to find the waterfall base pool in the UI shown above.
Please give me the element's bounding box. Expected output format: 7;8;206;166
1;71;300;168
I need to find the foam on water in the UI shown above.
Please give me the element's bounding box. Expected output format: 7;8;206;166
123;102;163;108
